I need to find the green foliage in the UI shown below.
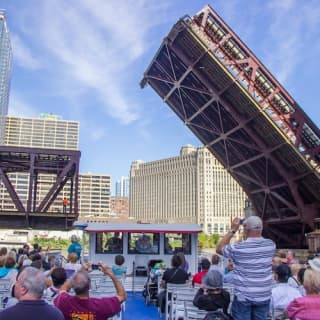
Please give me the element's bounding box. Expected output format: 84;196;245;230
33;237;71;251
198;232;220;249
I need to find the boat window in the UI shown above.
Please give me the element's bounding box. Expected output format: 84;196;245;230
164;233;191;255
95;232;123;254
128;233;159;254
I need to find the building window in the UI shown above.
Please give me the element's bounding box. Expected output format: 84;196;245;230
128;233;159;255
164;233;191;255
95;232;123;254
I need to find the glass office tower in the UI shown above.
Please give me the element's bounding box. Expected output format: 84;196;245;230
0;10;12;143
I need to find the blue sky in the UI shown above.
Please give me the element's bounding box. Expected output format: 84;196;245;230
2;0;320;193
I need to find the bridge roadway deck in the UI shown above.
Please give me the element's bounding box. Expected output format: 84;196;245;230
141;5;320;248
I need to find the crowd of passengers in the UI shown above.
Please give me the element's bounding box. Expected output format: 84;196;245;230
0;217;319;320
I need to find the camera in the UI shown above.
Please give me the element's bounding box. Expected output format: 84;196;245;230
91;264;100;270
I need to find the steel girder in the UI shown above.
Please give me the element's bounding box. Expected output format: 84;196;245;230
0;145;81;229
141;5;320;248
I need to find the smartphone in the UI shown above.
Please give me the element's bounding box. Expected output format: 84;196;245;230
91;264;100;270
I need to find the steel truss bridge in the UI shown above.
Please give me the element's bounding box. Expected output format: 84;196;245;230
0;146;81;230
141;5;320;248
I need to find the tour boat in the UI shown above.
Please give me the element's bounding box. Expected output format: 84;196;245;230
74;221;202;275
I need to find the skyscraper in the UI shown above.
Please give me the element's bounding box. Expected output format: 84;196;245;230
130;145;247;235
115;176;129;197
0;10;12;143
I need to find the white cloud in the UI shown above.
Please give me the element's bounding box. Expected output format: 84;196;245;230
13;0;171;124
89;127;106;141
11;34;42;70
8;94;39;118
265;0;320;84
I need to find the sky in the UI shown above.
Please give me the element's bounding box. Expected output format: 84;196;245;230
1;0;320;194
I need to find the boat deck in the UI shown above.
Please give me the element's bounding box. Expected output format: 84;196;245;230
124;293;159;320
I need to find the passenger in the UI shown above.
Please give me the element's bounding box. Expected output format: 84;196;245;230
0;266;64;320
216;216;276;320
111;254;127;277
44;267;67;300
67;235;82;261
286;250;298;265
0;247;7;256
158;254;189;314
54;264;126;320
193;270;230;315
308;256;320;273
135;234;152;253
270;264;301;319
177;251;189;273
286;269;320;320
192;258;210;287
288;263;302;290
22;244;30;257
224;258;234;274
272;255;283;267
164;237;173;254
64;252;82;274
209;254;224;277
105;232;122;252
296;267;307;296
0;257;18;283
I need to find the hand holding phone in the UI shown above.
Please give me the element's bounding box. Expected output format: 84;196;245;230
91;264;100;270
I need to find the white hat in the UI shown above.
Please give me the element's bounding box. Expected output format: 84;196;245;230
308;258;320;272
71;235;78;242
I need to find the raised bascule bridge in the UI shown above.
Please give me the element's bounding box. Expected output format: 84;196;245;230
0;146;81;230
141;5;320;249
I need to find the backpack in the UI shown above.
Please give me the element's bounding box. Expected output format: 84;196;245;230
203;310;231;320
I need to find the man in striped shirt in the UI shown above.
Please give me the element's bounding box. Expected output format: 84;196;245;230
216;216;275;320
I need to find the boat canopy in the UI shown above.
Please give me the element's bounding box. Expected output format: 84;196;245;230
76;222;202;234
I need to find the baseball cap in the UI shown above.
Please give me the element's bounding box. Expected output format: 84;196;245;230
308;257;320;272
202;270;223;289
243;216;263;231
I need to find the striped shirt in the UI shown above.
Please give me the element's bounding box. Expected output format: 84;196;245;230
222;237;275;302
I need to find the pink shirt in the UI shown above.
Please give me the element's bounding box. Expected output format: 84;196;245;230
54;292;121;320
286;295;320;320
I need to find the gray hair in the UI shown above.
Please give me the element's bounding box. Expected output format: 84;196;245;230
19;267;46;298
71;271;91;295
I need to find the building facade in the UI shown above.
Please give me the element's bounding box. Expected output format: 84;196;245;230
110;196;129;220
0;10;12;143
78;174;111;217
3;114;79;150
0;115;111;217
115;176;129;197
129;145;247;235
0;173;111;217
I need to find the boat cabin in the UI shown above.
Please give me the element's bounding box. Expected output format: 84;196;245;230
75;222;202;275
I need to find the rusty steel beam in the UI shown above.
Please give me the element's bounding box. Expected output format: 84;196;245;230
141;5;320;248
0;146;81;230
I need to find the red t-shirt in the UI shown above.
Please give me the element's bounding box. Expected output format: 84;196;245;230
54;292;121;320
192;270;208;286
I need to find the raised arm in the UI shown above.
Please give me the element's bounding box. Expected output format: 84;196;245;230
216;217;241;255
100;263;127;303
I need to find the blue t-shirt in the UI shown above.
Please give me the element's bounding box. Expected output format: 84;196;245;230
68;242;82;258
111;265;127;276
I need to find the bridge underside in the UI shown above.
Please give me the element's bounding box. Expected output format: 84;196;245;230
0;146;81;230
141;6;320;248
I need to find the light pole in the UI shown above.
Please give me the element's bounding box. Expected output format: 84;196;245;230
243;198;255;218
